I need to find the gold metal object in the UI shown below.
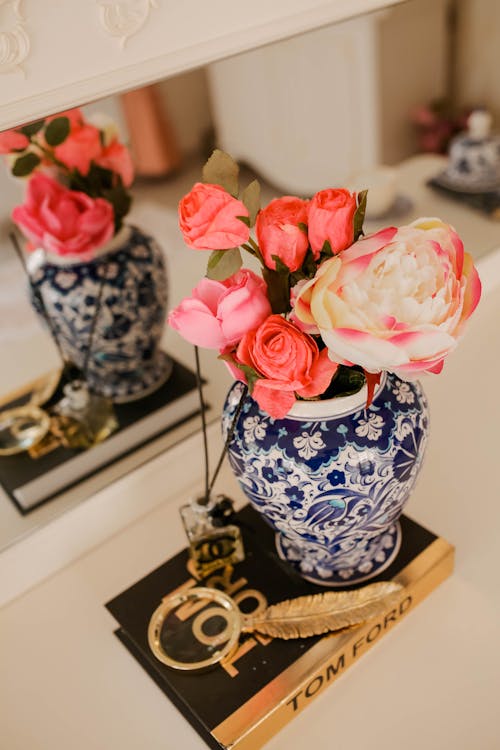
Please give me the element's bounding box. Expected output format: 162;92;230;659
27;414;85;458
27;418;65;458
148;580;403;671
29;368;63;407
0;369;62;410
53;381;118;449
241;581;403;639
0;405;51;456
0;372;118;458
148;587;241;671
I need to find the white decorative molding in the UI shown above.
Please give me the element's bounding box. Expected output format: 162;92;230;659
97;0;158;48
0;0;24;20
0;0;404;134
0;0;30;74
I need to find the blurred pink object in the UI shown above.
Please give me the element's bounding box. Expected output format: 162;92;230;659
121;85;181;178
410;101;471;155
0;128;29;153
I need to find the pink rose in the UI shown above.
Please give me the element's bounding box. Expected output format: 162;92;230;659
0;129;29;154
168;269;271;350
95;139;134;187
307;188;357;256
294;220;481;377
54;123;102;175
235;315;338;419
12;172;115;259
255;196;309;271
179;182;250;250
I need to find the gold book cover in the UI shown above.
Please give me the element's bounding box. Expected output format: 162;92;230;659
106;505;454;750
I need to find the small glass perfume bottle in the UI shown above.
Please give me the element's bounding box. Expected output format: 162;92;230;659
53;380;118;449
180;494;245;579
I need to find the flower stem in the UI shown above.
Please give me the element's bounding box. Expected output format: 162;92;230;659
208;384;248;495
194;346;210;502
242;238;265;267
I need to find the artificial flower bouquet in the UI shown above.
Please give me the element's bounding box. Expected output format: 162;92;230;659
1;109;134;260
168;150;481;420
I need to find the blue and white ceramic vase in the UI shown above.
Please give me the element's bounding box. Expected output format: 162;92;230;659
223;373;428;586
29;225;171;402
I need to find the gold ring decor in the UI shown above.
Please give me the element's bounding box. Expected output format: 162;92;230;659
148;586;242;672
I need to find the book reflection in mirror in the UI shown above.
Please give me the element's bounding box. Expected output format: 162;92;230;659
0;358;200;513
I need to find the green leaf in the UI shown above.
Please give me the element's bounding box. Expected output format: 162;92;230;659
262;267;291;314
20;120;45;137
207;249;226;271
353;189;368;241
202;149;239;197
298;222;308;234
206;247;242;281
236;215;251;227
241;179;261;226
236;363;261;393
218;354;261;393
271;255;291;275
325;365;365;399
320;240;333;259
12;151;41;177
299;248;319;279
44;117;70;147
102;184;132;231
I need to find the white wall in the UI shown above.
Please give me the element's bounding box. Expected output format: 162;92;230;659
156;69;213;157
207;0;451;192
378;0;451;164
454;0;500;122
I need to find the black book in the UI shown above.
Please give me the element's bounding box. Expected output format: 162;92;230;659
0;358;200;513
106;505;454;750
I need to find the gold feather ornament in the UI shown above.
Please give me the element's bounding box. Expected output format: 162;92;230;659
241;581;403;639
148;581;404;670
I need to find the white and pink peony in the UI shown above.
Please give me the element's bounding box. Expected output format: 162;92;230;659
294;218;481;377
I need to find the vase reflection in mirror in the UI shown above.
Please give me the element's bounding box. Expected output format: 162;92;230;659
28;225;171;403
6;108;171;403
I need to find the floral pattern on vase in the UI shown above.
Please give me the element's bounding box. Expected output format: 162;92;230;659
29;225;171;402
223;373;428;586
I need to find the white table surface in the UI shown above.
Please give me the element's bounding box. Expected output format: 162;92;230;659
1;155;500;749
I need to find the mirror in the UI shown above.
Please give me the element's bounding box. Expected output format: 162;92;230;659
0;0;498;560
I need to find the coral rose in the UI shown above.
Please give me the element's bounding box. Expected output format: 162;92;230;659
0;129;29;154
235;315;338;419
308;188;357;256
179;182;250;250
168;269;271;350
96;140;134;187
294;220;481;377
12;172;115;259
255;196;309;271
54;122;102;176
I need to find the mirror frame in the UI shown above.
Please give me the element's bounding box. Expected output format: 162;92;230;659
0;0;403;130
